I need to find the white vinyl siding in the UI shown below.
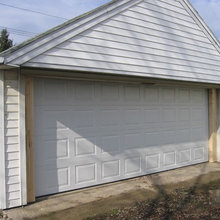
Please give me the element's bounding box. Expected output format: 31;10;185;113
4;73;21;208
25;0;220;83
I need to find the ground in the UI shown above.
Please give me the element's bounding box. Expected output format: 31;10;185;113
88;180;220;220
3;163;220;220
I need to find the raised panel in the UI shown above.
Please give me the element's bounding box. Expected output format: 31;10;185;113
194;147;204;160
191;128;207;142
75;82;94;100
100;110;120;126
102;160;120;179
125;86;140;101
144;108;160;123
176;129;190;143
44;79;67;100
179;108;190;121
125;157;141;175
179;149;191;163
191;108;204;121
162;88;175;103
161;131;176;145
44;111;69;129
46;139;69;159
164;151;176;166
144;88;159;103
124;133;142;149
146;154;160;170
75;138;96;156
101;135;120;153
75;110;94;128
191;90;204;104
47;168;70;188
124;109;140;124
101;84;119;100
144;132;160;147
162;108;176;122
76;163;96;184
178;89;190;103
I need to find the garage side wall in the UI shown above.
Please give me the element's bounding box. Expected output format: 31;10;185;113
3;71;22;208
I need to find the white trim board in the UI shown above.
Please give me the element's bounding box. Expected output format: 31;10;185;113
0;70;6;209
19;73;27;206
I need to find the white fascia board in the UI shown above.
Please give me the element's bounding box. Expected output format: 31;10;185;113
5;0;142;65
0;70;6;209
180;0;220;54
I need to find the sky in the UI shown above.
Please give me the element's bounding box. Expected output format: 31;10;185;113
0;0;220;44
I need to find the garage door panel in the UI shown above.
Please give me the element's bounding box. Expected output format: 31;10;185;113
124;156;142;176
144;87;159;103
34;79;208;197
193;146;207;161
100;83;121;102
99;135;121;154
146;153;161;171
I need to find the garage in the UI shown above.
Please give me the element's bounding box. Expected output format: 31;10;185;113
34;78;208;196
1;0;220;210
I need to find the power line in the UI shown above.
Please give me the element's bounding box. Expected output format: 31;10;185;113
0;26;38;37
0;2;69;20
0;26;37;35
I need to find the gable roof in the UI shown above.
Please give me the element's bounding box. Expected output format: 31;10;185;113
0;0;142;65
1;0;220;84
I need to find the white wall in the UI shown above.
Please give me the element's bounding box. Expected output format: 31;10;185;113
3;71;22;208
24;0;220;84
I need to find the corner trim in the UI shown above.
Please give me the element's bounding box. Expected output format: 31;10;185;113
19;72;27;206
209;88;218;162
0;70;6;209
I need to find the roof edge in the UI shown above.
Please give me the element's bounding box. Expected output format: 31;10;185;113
181;0;220;53
0;0;120;58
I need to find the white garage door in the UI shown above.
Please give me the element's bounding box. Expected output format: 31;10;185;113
34;78;208;197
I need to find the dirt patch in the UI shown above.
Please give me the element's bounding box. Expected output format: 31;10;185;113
24;189;158;220
88;179;220;220
22;171;220;220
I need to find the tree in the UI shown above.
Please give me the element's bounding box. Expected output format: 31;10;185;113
0;29;13;52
